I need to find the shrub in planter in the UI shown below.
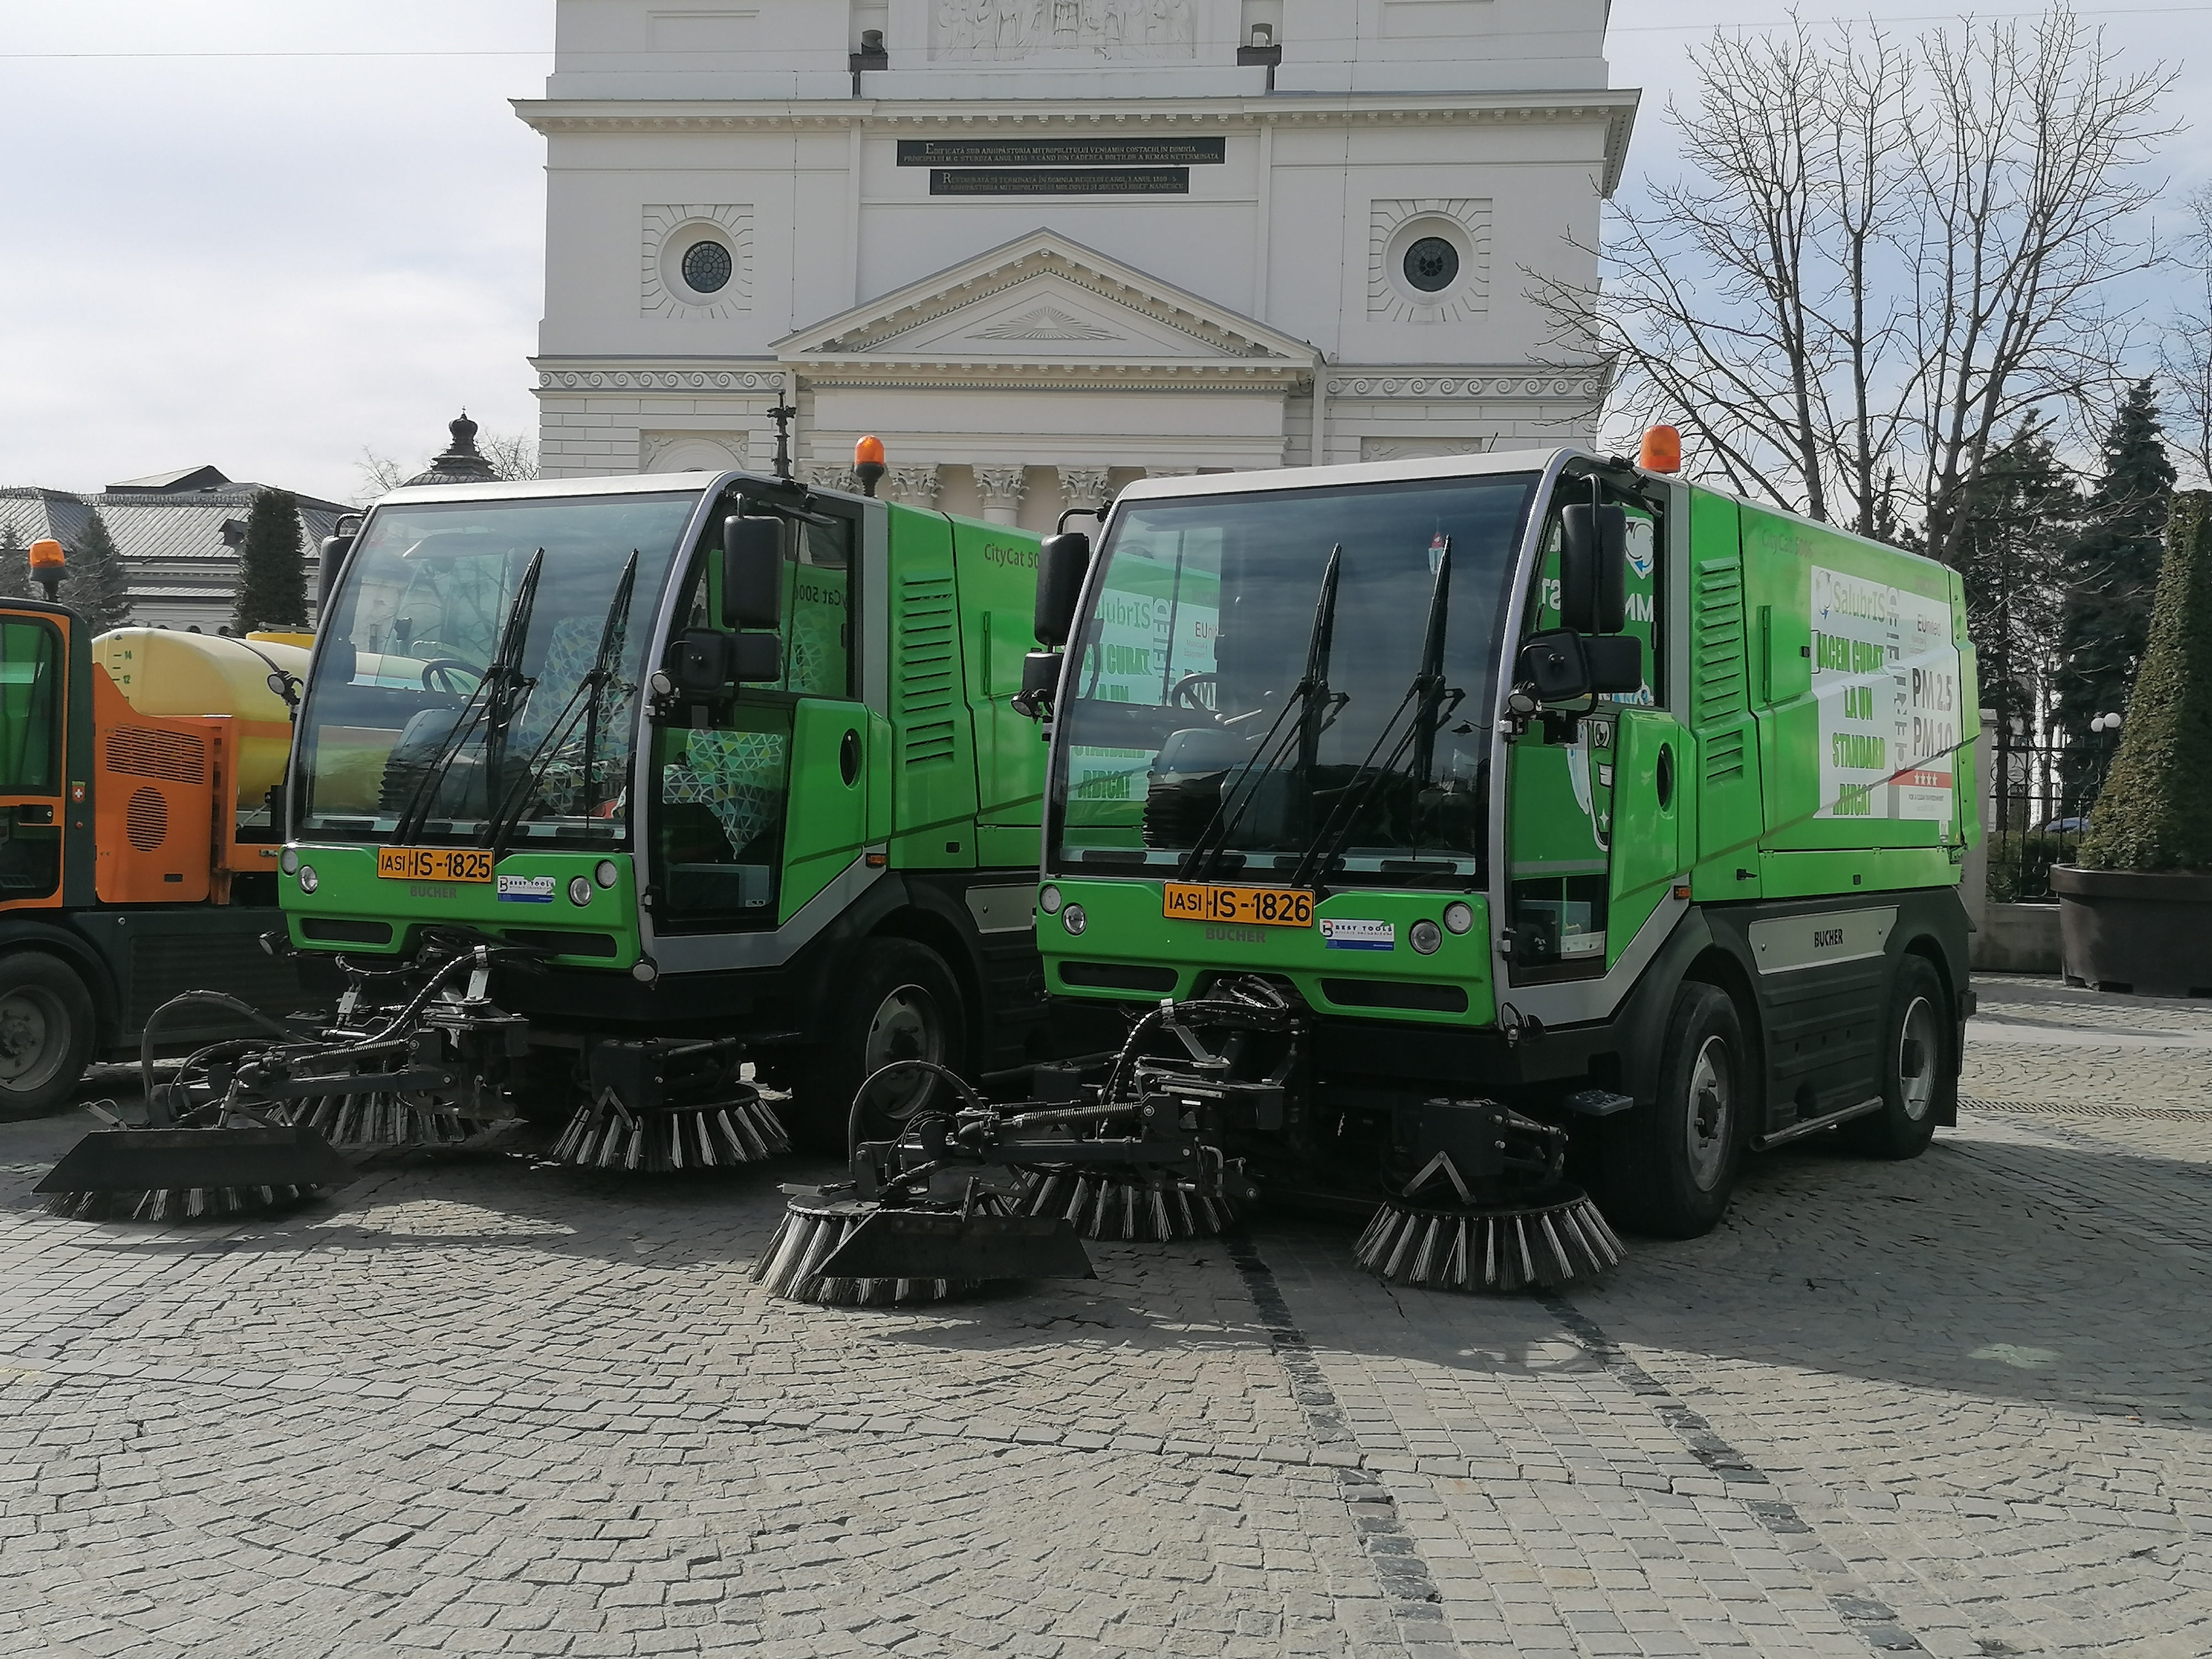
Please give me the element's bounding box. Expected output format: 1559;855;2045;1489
2052;491;2212;994
1986;829;2078;904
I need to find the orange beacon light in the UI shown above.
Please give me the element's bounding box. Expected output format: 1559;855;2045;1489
1638;425;1683;474
853;435;887;497
27;538;65;601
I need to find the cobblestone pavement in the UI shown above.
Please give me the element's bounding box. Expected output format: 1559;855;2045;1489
1;974;2208;1658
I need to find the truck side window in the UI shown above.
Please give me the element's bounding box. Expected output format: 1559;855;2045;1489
0;620;60;794
0;619;62;903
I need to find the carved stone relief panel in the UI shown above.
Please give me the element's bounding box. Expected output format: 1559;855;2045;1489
932;0;1197;61
889;464;943;505
1358;437;1491;463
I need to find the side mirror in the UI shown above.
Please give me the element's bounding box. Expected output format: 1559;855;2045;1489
321;637;358;688
1517;629;1592;704
1584;634;1644;696
672;628;734;696
1034;531;1091;648
721;515;785;631
1012;649;1062;719
1559;503;1627;634
316;533;353;620
729;632;782;684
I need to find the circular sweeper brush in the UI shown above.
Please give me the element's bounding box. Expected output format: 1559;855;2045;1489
1018;1168;1241;1241
36;1105;356;1224
271;1091;499;1150
550;1091;788;1171
1354;1186;1621;1293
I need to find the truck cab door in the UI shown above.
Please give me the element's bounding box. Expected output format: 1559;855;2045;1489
0;611;70;910
1503;491;1671;980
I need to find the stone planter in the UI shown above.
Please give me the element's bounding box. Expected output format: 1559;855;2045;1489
2049;865;2212;996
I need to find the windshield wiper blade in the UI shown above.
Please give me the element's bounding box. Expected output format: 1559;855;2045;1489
393;548;544;846
1287;539;1462;891
486;550;639;859
1178;546;1345;883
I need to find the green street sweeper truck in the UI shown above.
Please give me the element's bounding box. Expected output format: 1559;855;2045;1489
38;441;1076;1217
747;427;1982;1306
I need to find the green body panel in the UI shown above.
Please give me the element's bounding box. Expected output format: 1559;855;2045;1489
283;848;641;968
1608;708;1690;955
780;698;870;922
885;504;976;868
1046;878;1496;1025
1684;492;1766;899
947;519;1049;833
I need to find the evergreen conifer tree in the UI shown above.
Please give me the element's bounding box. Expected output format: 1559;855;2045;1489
2054;380;2176;787
2075;492;2212;873
232;488;307;634
0;523;30;601
60;509;133;634
1956;415;2079;732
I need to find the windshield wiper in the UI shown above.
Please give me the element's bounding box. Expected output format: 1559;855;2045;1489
1178;546;1347;883
486;551;639;858
393;548;544;846
1286;539;1463;891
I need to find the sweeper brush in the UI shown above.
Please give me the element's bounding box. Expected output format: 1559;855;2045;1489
1018;1168;1241;1241
547;1037;788;1171
749;1186;1089;1306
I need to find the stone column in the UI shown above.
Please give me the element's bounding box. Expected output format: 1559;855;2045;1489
1057;467;1113;515
888;463;942;507
975;465;1029;526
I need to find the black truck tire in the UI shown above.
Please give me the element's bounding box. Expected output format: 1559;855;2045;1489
1595;979;1747;1239
0;952;95;1120
1837;954;1948;1161
786;938;969;1154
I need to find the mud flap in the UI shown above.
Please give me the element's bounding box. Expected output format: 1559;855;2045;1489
35;1125;356;1196
818;1209;1096;1282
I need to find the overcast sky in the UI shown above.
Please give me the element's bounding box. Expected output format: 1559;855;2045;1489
0;1;2204;505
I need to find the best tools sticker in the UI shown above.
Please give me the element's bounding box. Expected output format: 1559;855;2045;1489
497;874;556;904
1321;919;1395;952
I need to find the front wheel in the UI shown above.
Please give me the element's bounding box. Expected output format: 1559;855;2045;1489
0;953;95;1120
787;940;968;1153
1837;955;1949;1160
1594;980;1747;1238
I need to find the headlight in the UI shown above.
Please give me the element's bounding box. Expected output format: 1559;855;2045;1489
1410;919;1442;955
1062;903;1087;936
594;859;619;889
1039;884;1063;914
568;876;593;907
296;864;319;894
1442;900;1474;935
280;847;300;875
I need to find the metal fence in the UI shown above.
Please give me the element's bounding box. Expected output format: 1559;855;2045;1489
1983;731;2121;902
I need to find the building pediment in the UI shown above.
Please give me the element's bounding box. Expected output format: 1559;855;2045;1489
776;231;1317;385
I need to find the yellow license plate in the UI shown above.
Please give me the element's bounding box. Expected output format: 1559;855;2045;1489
1162;883;1314;927
376;847;494;883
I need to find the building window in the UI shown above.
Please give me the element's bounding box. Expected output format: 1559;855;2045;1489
1402;237;1459;294
681;241;733;295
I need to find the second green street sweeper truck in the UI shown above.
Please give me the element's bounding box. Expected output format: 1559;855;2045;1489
1000;427;1980;1273
737;429;1984;1311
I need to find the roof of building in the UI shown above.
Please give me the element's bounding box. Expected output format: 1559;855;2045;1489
107;464;234;493
403;414;500;488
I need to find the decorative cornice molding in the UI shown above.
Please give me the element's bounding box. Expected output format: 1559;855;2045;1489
1326;369;1604;401
513;91;1641;193
531;360;783;393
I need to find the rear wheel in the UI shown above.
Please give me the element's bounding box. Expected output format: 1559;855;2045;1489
1595;980;1747;1238
1837;955;1948;1160
787;939;968;1154
0;953;95;1120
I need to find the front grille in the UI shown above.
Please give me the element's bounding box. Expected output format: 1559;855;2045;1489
1058;960;1178;993
107;725;205;783
299;918;394;945
1319;978;1469;1014
501;928;618;958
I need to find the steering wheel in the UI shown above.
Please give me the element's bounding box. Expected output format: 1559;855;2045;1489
419;658;484;693
1168;671;1218;711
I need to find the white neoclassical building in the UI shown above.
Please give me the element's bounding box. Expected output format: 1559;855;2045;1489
519;0;1637;528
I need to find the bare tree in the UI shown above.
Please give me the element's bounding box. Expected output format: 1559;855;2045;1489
2159;186;2212;488
1541;6;2173;560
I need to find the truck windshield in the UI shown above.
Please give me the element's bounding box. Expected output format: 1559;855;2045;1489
1050;472;1538;885
294;491;698;847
